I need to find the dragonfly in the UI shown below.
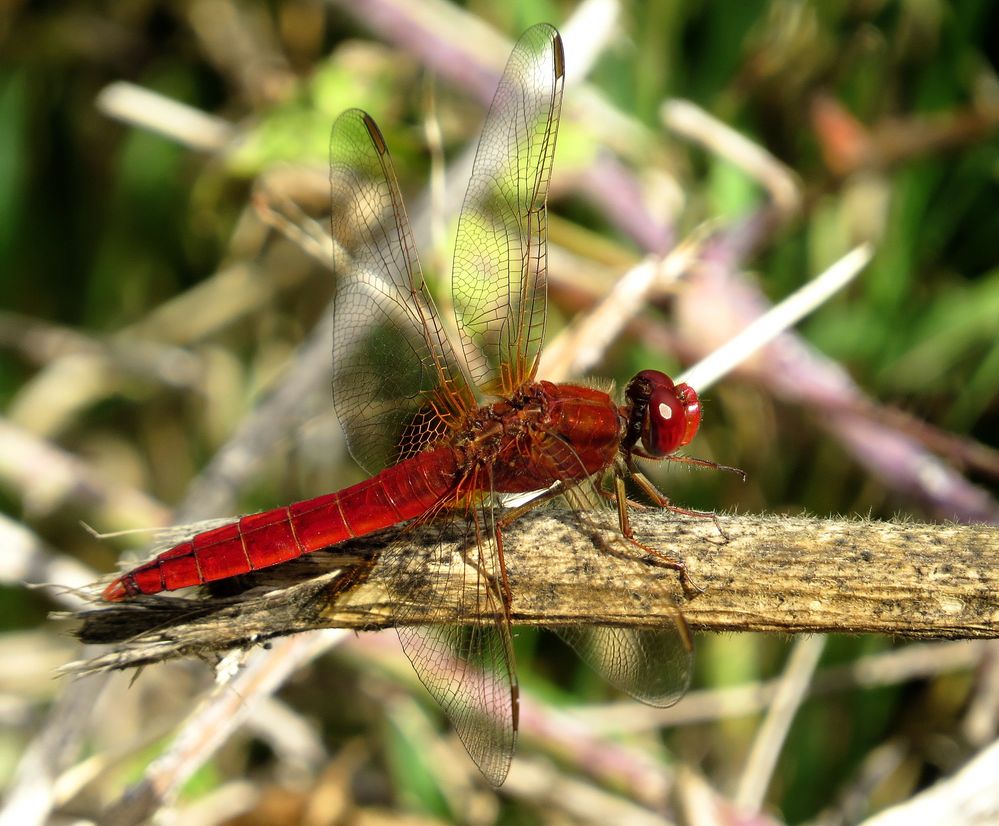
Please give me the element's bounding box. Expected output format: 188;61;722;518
103;24;728;786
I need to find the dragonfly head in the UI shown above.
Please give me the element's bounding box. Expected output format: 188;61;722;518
623;370;701;457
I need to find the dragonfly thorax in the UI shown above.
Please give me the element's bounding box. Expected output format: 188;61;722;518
459;381;623;493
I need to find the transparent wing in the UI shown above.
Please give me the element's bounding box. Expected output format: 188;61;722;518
451;24;565;396
384;498;517;786
536;446;693;707
330;109;474;474
556;622;692;708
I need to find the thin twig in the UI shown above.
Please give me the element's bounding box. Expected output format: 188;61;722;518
97;631;346;826
678;244;872;392
0;514;97;610
0;671;107;826
95;81;233;152
661;98;802;220
860;737;999;826
505;756;674;826
735;635;826;811
0;311;203;390
185;0;295;107
678;231;999;524
0;419;169;531
961;641;999;746
540;239;704;382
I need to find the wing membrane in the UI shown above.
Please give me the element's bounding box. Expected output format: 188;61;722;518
540;451;693;707
327;25;688;784
330;110;474;474
386;499;517;786
451;24;565;396
556;622;691;708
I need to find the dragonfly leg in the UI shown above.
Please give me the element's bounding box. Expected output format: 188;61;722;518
628;468;720;519
470;506;521;730
486;513;514;621
629;464;732;537
597;480;649;510
459;501;517;631
448;507;520;740
613;473;704;597
631;446;746;482
445;475;527;625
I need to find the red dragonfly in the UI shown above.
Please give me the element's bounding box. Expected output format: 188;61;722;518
103;25;720;785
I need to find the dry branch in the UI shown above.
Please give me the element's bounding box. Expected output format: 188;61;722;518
72;511;999;673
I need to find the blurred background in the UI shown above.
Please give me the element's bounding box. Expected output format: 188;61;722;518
1;1;998;823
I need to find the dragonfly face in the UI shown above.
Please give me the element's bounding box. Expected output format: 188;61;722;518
623;369;702;458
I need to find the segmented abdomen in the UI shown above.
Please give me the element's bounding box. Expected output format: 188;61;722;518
102;447;459;600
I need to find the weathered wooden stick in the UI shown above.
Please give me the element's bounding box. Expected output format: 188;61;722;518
70;511;999;673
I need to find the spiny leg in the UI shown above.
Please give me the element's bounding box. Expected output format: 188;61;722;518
629;468;719;519
626;449;742;525
628;445;746;482
662;453;747;481
473;504;521;729
613;474;704;598
490;484;580;623
438;479;516;631
482;506;513;624
453;501;520;729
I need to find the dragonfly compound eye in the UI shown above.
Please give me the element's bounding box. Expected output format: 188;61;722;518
631;370;702;457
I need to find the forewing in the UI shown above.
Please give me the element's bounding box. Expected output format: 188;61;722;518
330;109;473;474
451;24;565;396
386;501;517;786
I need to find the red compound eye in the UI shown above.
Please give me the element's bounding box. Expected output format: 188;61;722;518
629;370;702;457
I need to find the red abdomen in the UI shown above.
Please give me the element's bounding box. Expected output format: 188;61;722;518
103;448;459;600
